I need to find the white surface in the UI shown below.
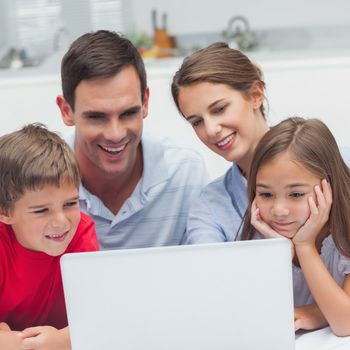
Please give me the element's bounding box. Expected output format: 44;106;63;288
296;327;350;350
144;48;350;179
1;45;350;179
131;0;350;35
61;239;295;350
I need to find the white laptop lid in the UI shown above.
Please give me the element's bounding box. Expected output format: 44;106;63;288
61;238;295;350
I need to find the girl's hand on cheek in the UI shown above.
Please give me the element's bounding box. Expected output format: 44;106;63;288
251;198;295;257
293;179;332;247
251;198;286;239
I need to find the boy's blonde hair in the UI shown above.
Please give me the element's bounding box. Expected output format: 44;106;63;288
0;123;80;213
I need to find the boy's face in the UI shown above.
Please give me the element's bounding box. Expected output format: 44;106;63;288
0;182;80;256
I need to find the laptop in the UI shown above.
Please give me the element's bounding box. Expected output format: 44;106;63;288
61;238;295;350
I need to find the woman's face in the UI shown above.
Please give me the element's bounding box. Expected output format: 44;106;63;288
177;82;268;173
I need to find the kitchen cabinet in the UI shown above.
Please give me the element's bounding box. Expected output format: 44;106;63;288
1;49;350;179
262;55;350;149
145;52;350;178
0;75;63;134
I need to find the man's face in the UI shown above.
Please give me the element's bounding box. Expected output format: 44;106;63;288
58;66;149;180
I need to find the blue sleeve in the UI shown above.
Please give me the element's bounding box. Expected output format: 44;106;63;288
183;175;244;244
184;192;228;244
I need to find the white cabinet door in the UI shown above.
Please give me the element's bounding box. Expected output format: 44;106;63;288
264;61;350;148
0;76;66;135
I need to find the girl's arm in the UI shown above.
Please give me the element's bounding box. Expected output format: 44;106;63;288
294;303;328;331
294;180;350;336
20;326;71;350
295;244;350;336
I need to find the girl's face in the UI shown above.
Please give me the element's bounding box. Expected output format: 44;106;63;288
177;82;268;174
255;151;322;238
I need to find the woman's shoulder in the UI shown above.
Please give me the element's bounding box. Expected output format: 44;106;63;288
199;163;246;200
193;168;238;216
199;169;230;199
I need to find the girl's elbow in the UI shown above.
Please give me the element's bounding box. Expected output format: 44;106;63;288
330;324;350;337
332;330;350;337
329;302;350;336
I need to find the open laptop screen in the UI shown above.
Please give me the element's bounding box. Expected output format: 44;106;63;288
61;238;295;350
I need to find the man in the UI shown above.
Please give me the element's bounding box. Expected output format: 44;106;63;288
56;30;209;249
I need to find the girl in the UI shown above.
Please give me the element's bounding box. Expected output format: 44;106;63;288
172;42;269;244
242;117;350;336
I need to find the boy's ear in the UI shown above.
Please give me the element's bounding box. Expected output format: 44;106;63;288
0;211;13;225
56;95;76;126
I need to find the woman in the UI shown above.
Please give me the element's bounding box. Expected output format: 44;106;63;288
172;42;269;244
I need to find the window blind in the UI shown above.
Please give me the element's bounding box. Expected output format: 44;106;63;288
7;0;126;58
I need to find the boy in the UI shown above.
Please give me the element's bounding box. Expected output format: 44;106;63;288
0;123;99;350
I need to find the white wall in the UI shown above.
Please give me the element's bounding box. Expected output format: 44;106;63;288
144;57;350;179
1;50;350;180
131;0;350;35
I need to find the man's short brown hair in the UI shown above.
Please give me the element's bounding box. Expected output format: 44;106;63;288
61;30;147;110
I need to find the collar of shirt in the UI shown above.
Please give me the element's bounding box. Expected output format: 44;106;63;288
65;130;171;216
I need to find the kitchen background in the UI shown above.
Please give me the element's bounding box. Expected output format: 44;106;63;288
1;0;350;178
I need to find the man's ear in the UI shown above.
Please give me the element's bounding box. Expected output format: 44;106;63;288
56;95;76;126
0;211;13;225
142;87;150;120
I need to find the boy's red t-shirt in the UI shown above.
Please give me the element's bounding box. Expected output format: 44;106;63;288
0;212;99;331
